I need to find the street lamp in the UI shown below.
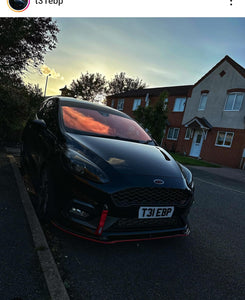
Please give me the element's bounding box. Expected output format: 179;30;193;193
44;74;51;98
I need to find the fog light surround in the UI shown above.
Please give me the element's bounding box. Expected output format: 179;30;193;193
70;207;90;218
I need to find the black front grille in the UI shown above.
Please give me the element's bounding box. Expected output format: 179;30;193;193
112;188;190;207
110;216;182;231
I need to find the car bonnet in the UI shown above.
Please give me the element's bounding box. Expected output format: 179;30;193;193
67;133;182;178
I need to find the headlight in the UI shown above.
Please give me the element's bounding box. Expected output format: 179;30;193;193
178;163;194;189
63;149;109;184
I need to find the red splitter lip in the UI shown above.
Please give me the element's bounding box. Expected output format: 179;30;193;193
51;220;189;244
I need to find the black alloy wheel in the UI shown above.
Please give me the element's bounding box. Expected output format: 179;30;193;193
37;169;54;221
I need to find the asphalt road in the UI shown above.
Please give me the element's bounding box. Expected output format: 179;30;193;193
44;167;245;300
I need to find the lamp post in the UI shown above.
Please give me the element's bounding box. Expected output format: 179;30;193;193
44;74;51;98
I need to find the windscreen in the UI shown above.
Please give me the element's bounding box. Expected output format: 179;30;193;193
61;105;151;142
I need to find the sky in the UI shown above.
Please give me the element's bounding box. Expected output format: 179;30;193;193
23;18;245;96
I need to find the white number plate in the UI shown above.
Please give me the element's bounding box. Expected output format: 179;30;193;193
138;206;174;219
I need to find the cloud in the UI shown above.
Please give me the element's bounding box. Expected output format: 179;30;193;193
41;64;64;80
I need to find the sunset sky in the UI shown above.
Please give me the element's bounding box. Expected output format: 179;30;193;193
24;18;245;96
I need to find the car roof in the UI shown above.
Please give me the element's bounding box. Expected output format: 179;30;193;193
46;96;131;119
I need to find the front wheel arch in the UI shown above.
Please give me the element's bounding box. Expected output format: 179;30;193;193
37;166;56;221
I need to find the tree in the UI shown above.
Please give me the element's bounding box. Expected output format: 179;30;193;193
0;18;59;76
108;72;146;94
69;72;107;101
0;17;59;142
133;92;168;145
68;71;147;102
0;82;43;142
25;84;44;120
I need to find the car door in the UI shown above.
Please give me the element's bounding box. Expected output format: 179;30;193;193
37;98;60;165
22;117;41;177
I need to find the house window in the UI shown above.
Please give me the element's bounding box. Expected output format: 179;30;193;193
132;99;141;111
198;94;208;111
145;93;150;107
219;70;226;77
185;128;193;140
173;98;186;112
111;99;115;108
117;99;124;111
167;128;180;140
224;93;244;111
215;131;234;148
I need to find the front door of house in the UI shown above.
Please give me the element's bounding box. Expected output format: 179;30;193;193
190;130;204;157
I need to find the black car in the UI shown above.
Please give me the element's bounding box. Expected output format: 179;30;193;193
9;0;27;10
22;97;194;243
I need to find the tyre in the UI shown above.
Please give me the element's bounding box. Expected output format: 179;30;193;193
37;168;55;221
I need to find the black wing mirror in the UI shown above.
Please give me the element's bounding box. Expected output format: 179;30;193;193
31;119;47;129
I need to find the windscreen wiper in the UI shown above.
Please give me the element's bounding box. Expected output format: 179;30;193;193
108;136;153;144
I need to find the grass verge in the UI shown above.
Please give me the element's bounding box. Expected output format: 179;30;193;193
170;152;221;167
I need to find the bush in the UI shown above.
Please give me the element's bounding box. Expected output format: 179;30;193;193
133;92;168;144
0;77;43;142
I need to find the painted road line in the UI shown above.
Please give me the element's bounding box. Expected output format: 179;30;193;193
195;177;245;195
8;155;70;300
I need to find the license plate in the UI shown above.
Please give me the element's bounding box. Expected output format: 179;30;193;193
138;206;174;219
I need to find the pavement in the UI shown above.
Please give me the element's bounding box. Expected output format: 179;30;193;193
0;146;244;299
0;148;69;300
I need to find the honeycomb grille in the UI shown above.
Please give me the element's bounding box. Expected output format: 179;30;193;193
110;216;181;231
112;188;190;207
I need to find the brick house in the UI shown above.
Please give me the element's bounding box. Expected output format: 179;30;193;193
107;56;245;169
107;86;194;154
179;55;245;169
106;84;192;119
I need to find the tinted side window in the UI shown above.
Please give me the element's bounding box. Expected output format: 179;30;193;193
38;99;59;134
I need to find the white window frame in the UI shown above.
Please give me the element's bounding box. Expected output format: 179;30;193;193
145;93;150;107
117;99;124;111
185;128;193;140
163;98;168;110
215;131;234;148
173;98;186;112
224;93;244;111
132;99;141;111
198;94;208;111
167;128;180;140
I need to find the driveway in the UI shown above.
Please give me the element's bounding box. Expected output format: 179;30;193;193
189;165;245;184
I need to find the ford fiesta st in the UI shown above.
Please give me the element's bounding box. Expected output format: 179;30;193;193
22;97;194;243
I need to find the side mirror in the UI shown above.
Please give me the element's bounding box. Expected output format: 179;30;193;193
31;119;47;129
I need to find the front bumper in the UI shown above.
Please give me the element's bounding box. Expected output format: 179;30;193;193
51;219;190;244
53;170;194;243
53;197;193;243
